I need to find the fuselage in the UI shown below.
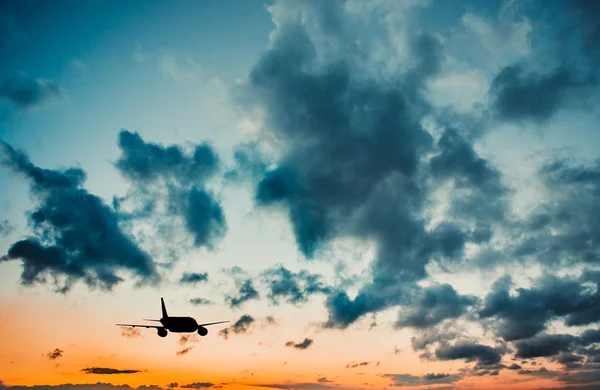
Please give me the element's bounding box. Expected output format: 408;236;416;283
160;316;198;333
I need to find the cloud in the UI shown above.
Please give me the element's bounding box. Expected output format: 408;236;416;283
479;272;600;342
346;362;370;369
189;297;212;306
512;158;600;271
0;74;63;110
434;341;505;367
489;64;593;123
121;327;142;339
113;130;226;251
487;0;600;123
176;346;194;356
250;384;363;390
218;314;255;339
395;283;477;329
46;349;63;360
180;272;208;285
517;367;561;378
382;372;461;387
226;278;259;308
264;316;278;326
224;142;272;183
80;367;142;374
460;2;532;67
285;338;313;350
179;384;214;389
0;384;169;390
514;334;579;359
233;0;513;331
261;265;330;305
0;141;158;293
178;334;199;346
0;219;13;236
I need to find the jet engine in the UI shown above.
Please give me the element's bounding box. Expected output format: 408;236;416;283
157;327;168;337
197;326;208;336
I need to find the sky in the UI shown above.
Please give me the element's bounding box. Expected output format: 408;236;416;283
1;0;600;389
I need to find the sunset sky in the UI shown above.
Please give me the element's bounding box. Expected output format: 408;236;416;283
1;0;600;389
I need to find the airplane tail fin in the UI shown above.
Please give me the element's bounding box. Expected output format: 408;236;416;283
161;297;168;318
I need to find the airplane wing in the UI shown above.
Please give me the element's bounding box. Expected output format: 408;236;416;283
116;323;164;328
198;320;230;326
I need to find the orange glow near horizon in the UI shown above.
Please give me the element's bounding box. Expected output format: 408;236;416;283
0;293;572;390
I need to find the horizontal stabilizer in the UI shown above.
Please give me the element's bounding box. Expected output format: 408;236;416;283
143;319;162;322
198;320;230;327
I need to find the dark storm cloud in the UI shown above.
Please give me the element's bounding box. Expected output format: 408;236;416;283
488;0;600;123
514;334;579;359
285;338;313;350
479;271;600;342
382;373;460;387
409;325;461;353
428;127;511;231
227;278;259;308
80;367;142;374
0;74;63;109
489;65;592;123
114;130;226;249
572;0;600;59
233;0;512;330
115;130;218;184
396;284;477;329
0;141;158;293
435;341;504;366
179;272;208;285
261;266;330;305
218;314;255;339
557;369;600;386
512;158;600;270
581;329;600;345
244;20;439;260
553;352;585;368
46;349;63;360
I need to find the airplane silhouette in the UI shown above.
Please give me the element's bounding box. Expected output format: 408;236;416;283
116;297;229;337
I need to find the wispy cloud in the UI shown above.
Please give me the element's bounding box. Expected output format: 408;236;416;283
176;346;194;356
46;349;63;360
121;327;142;339
285;338;314;350
80;367;142;375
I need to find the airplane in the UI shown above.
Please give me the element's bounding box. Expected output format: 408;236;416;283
116;297;229;338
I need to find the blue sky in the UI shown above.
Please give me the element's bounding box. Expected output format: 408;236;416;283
1;1;600;389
